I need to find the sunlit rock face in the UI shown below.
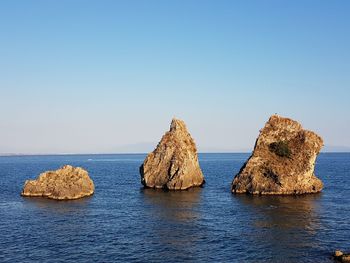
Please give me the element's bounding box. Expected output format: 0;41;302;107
22;165;94;200
232;115;323;195
140;118;205;190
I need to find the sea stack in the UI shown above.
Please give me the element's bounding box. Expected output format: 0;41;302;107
140;118;205;190
232;115;323;195
21;165;94;200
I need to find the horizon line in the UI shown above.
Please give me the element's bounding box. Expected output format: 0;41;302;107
0;151;349;157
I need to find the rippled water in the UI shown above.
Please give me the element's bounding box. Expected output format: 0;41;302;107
0;153;349;262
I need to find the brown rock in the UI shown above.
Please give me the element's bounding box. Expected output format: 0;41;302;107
21;165;94;200
334;250;350;263
232;115;323;195
336;251;344;257
140;118;205;190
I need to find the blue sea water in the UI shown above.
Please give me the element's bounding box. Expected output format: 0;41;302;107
0;153;349;263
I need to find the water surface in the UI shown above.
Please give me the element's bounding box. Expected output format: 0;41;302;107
0;153;349;262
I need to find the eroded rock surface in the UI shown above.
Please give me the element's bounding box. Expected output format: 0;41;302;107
334;250;350;263
232;115;323;195
22;165;94;200
140;118;205;190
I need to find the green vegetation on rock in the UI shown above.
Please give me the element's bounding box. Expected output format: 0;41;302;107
269;141;291;158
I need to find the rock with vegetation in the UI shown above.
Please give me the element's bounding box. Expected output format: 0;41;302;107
232;115;323;195
140;118;205;190
21;165;94;200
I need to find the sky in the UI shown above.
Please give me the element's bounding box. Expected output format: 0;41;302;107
0;0;349;154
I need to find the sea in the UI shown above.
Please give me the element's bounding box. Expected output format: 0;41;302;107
0;153;349;263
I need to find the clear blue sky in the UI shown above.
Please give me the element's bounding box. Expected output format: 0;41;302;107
0;0;349;154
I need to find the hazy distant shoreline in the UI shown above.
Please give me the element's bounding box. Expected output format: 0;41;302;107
1;151;349;157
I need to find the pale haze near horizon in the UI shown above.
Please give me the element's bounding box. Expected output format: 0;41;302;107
0;1;349;154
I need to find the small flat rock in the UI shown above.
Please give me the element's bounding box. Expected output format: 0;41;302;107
334;251;350;263
232;115;323;195
21;165;94;200
140;118;205;190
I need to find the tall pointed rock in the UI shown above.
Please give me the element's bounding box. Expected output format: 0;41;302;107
140;118;205;190
232;115;323;195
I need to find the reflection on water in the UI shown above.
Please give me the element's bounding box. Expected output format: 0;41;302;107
235;194;321;230
19;196;95;247
234;194;323;261
22;196;93;215
141;188;202;222
140;188;204;260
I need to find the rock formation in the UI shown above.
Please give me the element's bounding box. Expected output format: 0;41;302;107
232;115;323;195
140;118;205;190
334;250;350;263
21;165;94;200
